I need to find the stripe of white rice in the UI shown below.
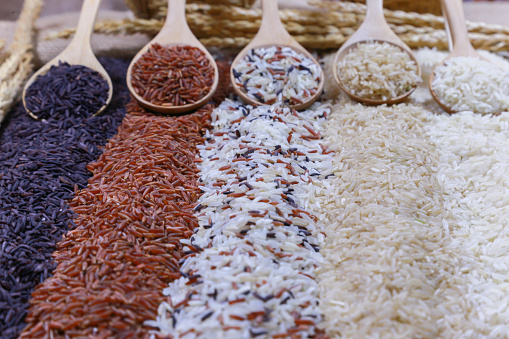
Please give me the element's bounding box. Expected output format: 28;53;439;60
426;112;509;337
315;103;483;338
146;99;333;338
316;47;509;337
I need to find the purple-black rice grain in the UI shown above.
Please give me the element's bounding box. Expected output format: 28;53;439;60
0;57;128;339
24;61;110;120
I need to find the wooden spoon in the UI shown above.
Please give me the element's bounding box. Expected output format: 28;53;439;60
230;0;324;111
22;0;112;119
126;0;218;115
332;0;421;105
428;0;487;113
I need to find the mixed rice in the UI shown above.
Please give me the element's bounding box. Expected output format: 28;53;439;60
233;46;321;106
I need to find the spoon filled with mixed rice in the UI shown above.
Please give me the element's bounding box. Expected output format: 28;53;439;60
230;0;324;111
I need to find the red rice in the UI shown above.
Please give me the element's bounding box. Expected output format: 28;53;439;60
20;102;212;338
131;43;215;106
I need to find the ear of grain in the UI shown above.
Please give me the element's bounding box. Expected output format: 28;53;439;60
0;0;42;126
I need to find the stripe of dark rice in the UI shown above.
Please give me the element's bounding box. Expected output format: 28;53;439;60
0;58;129;339
20;103;212;338
18;60;230;338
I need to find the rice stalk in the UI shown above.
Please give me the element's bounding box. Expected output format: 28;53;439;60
311;0;509;35
124;0;257;19
0;39;8;66
0;0;42;125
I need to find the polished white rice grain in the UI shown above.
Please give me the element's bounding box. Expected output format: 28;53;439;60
426;111;509;337
431;56;509;114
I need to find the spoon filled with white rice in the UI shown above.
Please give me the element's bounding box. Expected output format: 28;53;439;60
230;0;324;111
332;0;421;105
429;0;509;114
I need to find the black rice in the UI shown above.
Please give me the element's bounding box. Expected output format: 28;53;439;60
24;61;110;120
0;57;129;339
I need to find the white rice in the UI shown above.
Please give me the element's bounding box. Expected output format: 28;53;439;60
146;99;334;338
232;46;321;106
336;41;421;100
431;56;509;114
143;48;509;338
315;103;477;338
313;48;509;337
426;111;509;337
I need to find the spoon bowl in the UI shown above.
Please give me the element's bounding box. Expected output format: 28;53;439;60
22;0;112;120
428;0;488;113
230;0;324;111
332;0;420;105
126;0;218;115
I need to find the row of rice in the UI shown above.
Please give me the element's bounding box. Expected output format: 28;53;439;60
20;49;509;338
318;103;509;338
147;100;334;338
20;103;213;338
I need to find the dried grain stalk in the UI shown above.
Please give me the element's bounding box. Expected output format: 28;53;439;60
311;0;509;35
0;39;7;66
123;0;256;20
45;2;509;52
0;0;42;126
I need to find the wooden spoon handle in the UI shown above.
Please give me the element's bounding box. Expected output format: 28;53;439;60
67;0;101;54
441;0;476;54
351;0;403;47
254;0;293;46
365;0;386;27
157;0;197;44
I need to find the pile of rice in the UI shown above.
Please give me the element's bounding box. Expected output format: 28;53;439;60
315;103;472;338
426;111;509;337
232;46;321;106
431;56;509;114
146;100;333;338
312;96;509;337
336;41;421;101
